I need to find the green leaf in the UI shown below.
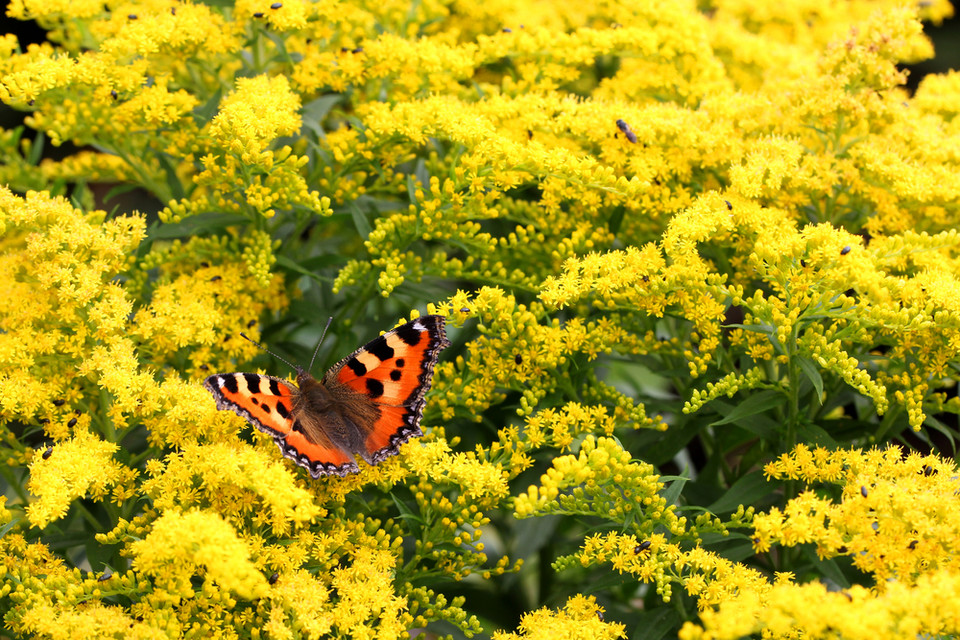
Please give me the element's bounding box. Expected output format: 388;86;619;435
148;213;249;239
707;470;772;514
608;204;626;235
275;255;325;282
298;254;348;272
413;157;430;188
699;534;757;562
921;415;957;453
659;471;689;507
301;94;343;139
796;421;837;447
641;419;701;466
390;493;423;525
263;29;298;63
711;389;785;427
346;200;373;238
0;514;23;540
722;323;774;334
102;183;143;206
406;172;419;204
27;130;45;166
511;514;560;561
156;152;186;200
631;608;682;640
192;86;223;125
801;545;851;589
796;356;824;402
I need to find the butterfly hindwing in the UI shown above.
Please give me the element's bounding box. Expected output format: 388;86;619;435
326;315;450;462
272;428;359;477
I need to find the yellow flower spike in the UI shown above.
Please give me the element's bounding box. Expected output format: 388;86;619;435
139;443;323;536
756;445;960;586
210;75;300;158
26;429;129;529
131;509;268;601
514;436;677;533
682;569;960;640
494;594;625;640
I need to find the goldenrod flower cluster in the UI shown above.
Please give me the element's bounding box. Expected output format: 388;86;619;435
2;0;960;638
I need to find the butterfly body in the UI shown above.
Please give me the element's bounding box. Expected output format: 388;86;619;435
204;315;449;477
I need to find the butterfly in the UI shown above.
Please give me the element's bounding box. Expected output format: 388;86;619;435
204;316;449;477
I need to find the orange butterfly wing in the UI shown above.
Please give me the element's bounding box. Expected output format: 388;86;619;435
325;315;449;464
203;372;359;476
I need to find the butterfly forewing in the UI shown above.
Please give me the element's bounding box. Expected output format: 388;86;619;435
328;316;449;462
203;373;296;438
330;316;449;407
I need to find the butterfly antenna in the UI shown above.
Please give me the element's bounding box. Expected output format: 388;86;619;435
239;332;300;373
308;317;335;374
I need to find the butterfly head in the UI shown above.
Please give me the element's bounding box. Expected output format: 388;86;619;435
294;366;319;387
239;317;334;382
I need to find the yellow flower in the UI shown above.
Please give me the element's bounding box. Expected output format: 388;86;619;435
131;508;268;600
26;429;130;529
141;442;323;536
209;75;301;161
494;594;625;640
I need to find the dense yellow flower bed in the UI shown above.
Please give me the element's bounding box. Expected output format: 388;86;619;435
1;0;960;638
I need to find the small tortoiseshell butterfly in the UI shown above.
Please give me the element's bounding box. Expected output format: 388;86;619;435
204;316;449;477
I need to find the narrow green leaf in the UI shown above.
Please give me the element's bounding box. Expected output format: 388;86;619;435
607;204;626;235
148;213;249;239
796;356;824;402
346;201;373;238
390;493;423;525
722;323;774;334
301;94;343;138
659;471;689;506
103;183;142;205
275;255;324;282
796;422;837;447
27;131;45;165
707;470;772;514
632;608;682;640
192;87;223;125
511;515;560;560
711;390;785;426
413;158;430;189
0;514;22;540
801;545;851;589
156;152;185;200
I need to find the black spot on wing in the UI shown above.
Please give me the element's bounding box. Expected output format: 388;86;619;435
390;369;401;381
243;373;261;394
347;358;367;376
268;379;282;396
292;420;305;434
223;375;239;394
365;378;384;397
276;403;290;419
395;323;422;346
396;358;405;368
367;336;394;361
